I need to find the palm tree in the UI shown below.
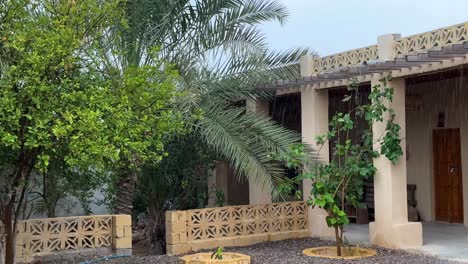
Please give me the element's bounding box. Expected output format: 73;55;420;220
107;0;313;214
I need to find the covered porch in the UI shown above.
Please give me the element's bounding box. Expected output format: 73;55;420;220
212;22;468;255
406;68;468;225
345;223;468;262
340;65;468;261
285;26;468;252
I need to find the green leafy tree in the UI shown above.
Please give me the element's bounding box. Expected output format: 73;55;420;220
134;135;216;253
101;62;184;214
110;0;310;215
276;77;403;256
0;1;182;263
26;151;106;219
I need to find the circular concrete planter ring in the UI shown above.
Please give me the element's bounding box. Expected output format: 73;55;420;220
180;252;251;264
303;246;377;259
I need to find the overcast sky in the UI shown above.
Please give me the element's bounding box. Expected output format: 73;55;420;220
261;0;468;56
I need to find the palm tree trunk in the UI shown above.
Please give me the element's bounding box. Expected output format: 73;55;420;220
115;171;136;215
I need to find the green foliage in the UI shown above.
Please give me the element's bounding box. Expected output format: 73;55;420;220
116;0;310;196
106;64;184;167
208;185;225;207
97;0;312;252
215;190;225;207
0;0;121;171
27;153;106;218
211;246;224;260
134;134;216;215
0;0;182;199
0;1;183;262
275;77;403;255
197;105;303;195
133;134;215;253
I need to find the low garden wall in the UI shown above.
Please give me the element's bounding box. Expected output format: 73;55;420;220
2;214;132;263
166;201;309;255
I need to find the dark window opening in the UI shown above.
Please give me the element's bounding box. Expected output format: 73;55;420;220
270;93;302;200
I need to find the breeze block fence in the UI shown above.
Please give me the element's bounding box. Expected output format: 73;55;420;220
166;201;309;255
0;214;132;263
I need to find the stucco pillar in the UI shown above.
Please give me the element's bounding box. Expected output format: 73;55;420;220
377;33;401;61
300;87;334;238
369;75;423;249
299;54;334;238
299;53;316;77
248;183;272;205
112;215;132;254
246;99;272;205
215;162;229;205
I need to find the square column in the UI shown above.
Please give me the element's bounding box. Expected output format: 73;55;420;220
301;86;334;238
112;215;132;255
246;99;272;205
369;75;422;249
214;162;230;205
166;211;189;255
377;33;401;61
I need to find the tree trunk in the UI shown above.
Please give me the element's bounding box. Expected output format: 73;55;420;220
3;198;16;264
147;208;167;254
2;150;36;264
0;234;5;264
334;226;342;256
115;171;136;215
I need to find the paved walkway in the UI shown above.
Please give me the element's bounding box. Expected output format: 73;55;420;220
344;222;468;263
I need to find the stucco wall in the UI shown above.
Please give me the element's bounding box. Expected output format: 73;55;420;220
406;68;468;226
215;162;250;206
0;166;110;219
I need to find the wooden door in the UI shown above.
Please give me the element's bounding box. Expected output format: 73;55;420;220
433;129;464;223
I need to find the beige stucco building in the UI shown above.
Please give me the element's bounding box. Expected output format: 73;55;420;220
211;22;468;249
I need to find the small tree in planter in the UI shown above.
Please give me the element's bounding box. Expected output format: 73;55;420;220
181;246;251;264
276;76;403;257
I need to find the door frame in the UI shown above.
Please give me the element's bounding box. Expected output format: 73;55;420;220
432;128;464;223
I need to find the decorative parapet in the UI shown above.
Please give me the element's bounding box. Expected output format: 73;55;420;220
312;45;379;73
394;22;468;57
308;22;468;74
166;202;309;256
5;214;132;263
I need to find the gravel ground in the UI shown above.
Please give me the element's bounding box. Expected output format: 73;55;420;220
48;238;460;264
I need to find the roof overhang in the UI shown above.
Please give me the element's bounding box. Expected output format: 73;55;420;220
261;42;468;95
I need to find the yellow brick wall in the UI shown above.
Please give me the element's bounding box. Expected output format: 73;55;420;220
112;215;132;249
166;202;309;256
2;214;132;263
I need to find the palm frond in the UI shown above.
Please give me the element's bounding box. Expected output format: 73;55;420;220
108;0;319;198
197;100;308;192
